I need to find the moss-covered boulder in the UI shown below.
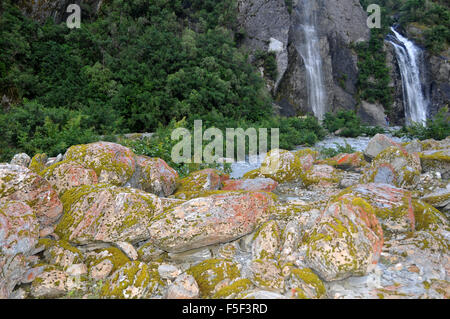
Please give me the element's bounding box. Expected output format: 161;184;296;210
420;149;450;179
64;142;136;186
258;149;304;183
337;183;448;234
85;247;130;281
137;242;165;263
100;261;163;299
40;160;98;196
39;239;84;271
0;164;63;226
285;268;327;299
187;259;240;298
294;148;319;171
361;146;421;188
250;259;285;292
174;168;229;198
30;267;68;299
0;200;40;298
134;155;178;197
364;134;403;160
29;153;48;174
301;164;341;187
55;184;179;244
149;192;273;253
321;152;367;171
251;220;281;260
305;199;384;282
222;178;278;192
421;186;450;214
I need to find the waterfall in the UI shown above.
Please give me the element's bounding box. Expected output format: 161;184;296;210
293;0;326;121
387;27;429;125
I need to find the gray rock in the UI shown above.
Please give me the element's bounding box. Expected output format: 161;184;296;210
10;153;31;167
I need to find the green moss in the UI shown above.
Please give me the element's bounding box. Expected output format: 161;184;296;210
290;268;326;298
100;261;152;299
65;143;135;186
212;279;253;299
29;153;47;174
187;259;240;298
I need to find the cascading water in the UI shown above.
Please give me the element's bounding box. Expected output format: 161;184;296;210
387;27;429;125
293;0;326;121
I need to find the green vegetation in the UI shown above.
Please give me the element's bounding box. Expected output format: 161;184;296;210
395;107;450;140
0;0;331;163
121;115;326;177
323;110;385;138
319;143;357;159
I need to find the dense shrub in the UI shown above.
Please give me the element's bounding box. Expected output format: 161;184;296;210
323;111;385;138
395;107;450;140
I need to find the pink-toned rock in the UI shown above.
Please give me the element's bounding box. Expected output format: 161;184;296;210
0;164;63;227
175;168;229;195
301;164;340;187
0;200;40;298
41;160;98;196
323;152;366;171
222;178;278;192
55;184;183;245
361;146;421;188
135;156;178;197
364;134;404;159
166;274;200;299
64;142;136;186
306;199;384;281
338;183;447;234
149;192;274;253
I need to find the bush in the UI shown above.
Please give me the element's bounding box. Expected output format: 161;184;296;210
323;110;385;138
395;106;450;140
319;143;357;159
0;100;98;161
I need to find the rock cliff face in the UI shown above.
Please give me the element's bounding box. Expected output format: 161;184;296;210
237;0;370;117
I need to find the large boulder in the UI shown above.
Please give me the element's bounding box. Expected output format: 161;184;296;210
40;160;98;196
55;184;182;244
222;178;278;192
251;220;281;260
421;185;450;214
64;142;136;186
364;134;403;160
174;169;229;199
285;268;327;299
259;149;303;183
321;152;367;171
301;164;340;187
0;164;63;226
149;192;273;253
420;149;450;179
100;261;163;299
0;200;40;298
133;156;178;197
338;183;448;234
361;146;422;188
305;198;384;281
187;259;240;298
